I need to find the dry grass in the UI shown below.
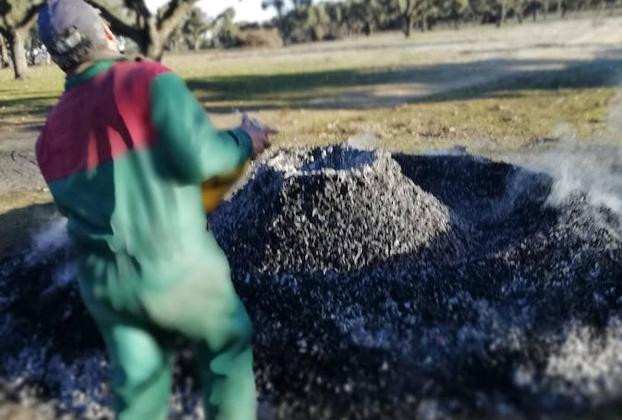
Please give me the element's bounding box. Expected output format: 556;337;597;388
1;20;620;152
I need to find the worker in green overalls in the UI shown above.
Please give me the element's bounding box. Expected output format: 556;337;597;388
36;1;276;418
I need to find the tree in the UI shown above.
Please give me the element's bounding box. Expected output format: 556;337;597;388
492;0;509;26
442;0;468;28
292;0;312;10
0;35;9;68
182;6;209;50
510;0;527;22
347;0;382;35
0;0;43;79
214;7;238;48
306;3;331;40
263;0;321;40
324;1;347;36
397;0;428;37
85;0;199;60
262;0;286;34
341;1;367;34
468;0;524;27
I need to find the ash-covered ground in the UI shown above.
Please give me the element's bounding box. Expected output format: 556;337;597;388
1;145;622;419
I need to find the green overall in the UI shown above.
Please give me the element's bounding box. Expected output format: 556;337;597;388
36;59;256;420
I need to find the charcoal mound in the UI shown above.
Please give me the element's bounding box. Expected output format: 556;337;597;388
2;146;622;419
211;146;469;273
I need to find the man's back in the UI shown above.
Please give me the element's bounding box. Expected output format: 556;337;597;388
37;59;258;419
37;59;243;264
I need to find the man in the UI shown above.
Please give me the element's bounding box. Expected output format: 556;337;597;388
36;0;275;418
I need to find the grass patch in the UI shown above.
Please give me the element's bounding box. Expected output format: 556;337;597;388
0;28;619;154
246;88;613;155
0;65;64;128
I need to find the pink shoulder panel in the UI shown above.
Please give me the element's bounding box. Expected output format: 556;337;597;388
37;60;170;182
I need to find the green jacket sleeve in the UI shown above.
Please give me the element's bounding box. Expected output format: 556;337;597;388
150;72;253;184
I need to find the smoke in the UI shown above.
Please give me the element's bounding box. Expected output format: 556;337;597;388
510;86;622;238
347;131;378;150
508;140;622;244
28;217;69;259
606;86;622;137
424;145;470;156
25;217;74;289
528;142;622;208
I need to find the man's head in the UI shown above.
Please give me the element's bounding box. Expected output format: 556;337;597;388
38;0;119;73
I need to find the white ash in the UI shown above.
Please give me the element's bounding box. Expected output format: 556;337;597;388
544;317;622;405
212;146;469;273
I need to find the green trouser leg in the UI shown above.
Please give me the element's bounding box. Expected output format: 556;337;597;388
94;305;256;420
79;249;256;420
94;315;172;420
139;252;258;420
195;308;256;420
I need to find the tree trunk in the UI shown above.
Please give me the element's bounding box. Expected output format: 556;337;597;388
543;0;549;18
0;36;9;69
145;37;164;61
7;29;28;80
140;17;164;61
404;15;414;37
420;13;428;32
557;0;563;16
148;19;162;60
497;1;507;26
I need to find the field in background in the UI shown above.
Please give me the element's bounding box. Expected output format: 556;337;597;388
1;15;622;253
2;17;621;149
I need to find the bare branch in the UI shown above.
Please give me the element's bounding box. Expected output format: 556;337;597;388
85;0;141;40
157;0;197;40
16;1;43;29
123;0;151;18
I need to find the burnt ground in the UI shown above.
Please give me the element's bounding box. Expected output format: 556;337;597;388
1;146;622;419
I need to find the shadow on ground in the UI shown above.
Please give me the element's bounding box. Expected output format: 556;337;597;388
0;202;56;256
0;95;57;128
187;49;622;112
1;48;620;122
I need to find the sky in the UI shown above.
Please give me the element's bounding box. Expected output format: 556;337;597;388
145;0;277;23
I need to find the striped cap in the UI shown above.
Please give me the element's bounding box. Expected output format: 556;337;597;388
38;0;109;71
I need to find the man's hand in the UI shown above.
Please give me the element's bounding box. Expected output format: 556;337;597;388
240;114;277;159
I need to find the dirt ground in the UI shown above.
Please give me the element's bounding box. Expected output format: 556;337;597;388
1;14;622;256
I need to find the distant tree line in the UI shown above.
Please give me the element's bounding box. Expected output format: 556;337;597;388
1;0;620;80
263;0;622;42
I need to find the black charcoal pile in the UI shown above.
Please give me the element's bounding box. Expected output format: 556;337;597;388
1;145;622;420
211;146;470;273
